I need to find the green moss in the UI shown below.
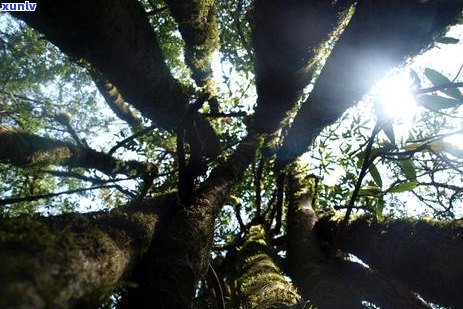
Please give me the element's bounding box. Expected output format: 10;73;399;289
166;0;219;87
29;146;72;166
236;224;303;308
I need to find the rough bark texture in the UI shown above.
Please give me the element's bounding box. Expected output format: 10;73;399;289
319;216;463;308
118;133;261;308
165;0;219;89
286;168;428;308
237;225;303;309
277;0;463;165
12;0;220;159
0;125;156;177
0;195;175;308
90;71;142;128
252;0;350;134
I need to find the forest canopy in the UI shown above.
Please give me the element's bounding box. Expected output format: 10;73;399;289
1;0;463;308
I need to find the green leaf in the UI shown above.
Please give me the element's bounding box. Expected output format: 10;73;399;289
398;159;417;180
389;181;418;193
435;36;460;44
359;186;382;197
409;69;421;87
424;68;463;100
376;198;385;220
356;152;365;168
368;164;383;188
417;95;461;110
382;122;395;145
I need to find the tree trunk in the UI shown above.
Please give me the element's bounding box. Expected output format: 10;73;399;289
118;134;261;308
320;215;463;308
0;194;175;308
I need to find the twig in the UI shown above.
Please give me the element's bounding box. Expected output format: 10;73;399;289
234;203;246;232
341;124;381;228
452;64;463;82
203;111;247;118
271;173;285;235
109;125;156;156
0;185;119;206
254;157;264;217
38;169;131;184
146;6;168;16
414;82;463;94
207;264;226;309
233;0;254;60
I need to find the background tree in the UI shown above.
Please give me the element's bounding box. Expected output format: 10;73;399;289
1;0;463;308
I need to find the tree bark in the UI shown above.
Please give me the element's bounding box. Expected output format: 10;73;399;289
277;0;463;165
11;0;220;159
320;215;463;308
286;167;428;308
165;0;219;90
252;0;349;134
0;194;175;308
90;71;142;129
0;125;156;177
236;225;303;308
118;133;261;308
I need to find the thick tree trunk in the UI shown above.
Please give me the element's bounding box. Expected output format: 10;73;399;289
0;125;156;177
286;168;428;308
236;225;303;308
0;194;175;308
118;134;261;308
320;216;463;308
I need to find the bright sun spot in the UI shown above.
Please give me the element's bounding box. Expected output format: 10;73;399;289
372;71;418;121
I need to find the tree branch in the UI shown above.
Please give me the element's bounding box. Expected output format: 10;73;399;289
0;125;157;178
252;0;348;133
0;194;176;308
286;166;429;308
0;184;129;206
319;215;463;308
164;0;219;90
90;70;142;128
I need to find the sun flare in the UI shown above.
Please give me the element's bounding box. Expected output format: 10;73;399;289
372;71;418;121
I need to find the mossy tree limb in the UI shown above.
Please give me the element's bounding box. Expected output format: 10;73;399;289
90;71;142;129
286;166;428;308
0;125;157;178
237;224;303;309
319;215;463;308
277;0;463;165
0;195;175;308
165;0;219;90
